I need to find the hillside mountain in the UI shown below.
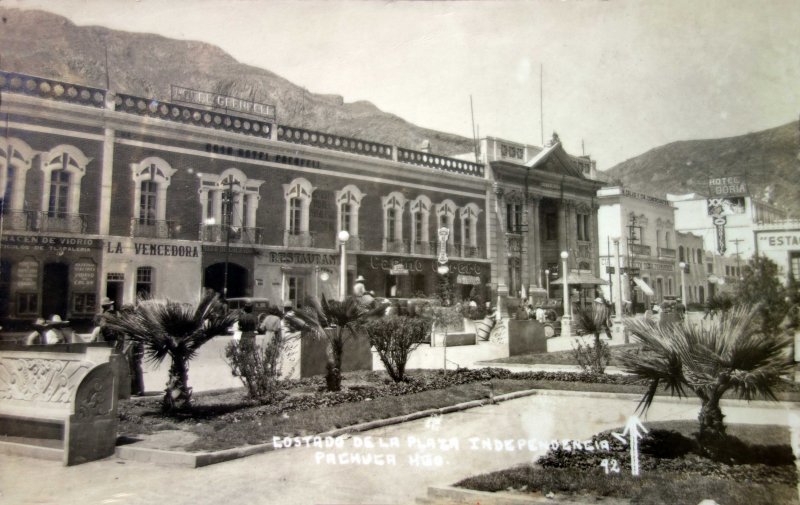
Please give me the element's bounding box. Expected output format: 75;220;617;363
0;7;474;156
605;120;800;216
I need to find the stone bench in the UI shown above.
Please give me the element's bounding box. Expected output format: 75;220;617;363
0;345;119;465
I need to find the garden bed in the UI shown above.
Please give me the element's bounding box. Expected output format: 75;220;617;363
118;369;800;452
456;421;799;505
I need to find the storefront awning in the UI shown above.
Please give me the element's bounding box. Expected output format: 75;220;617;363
633;277;655;296
551;271;608;286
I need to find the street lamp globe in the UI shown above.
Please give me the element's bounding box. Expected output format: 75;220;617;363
337;230;351;243
319;270;330;282
560;251;569;260
437;265;450;275
679;261;686;270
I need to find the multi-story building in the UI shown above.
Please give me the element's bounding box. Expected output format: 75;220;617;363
675;231;707;305
0;71;493;328
754;221;800;284
479;134;604;310
597;186;678;310
668;192;786;261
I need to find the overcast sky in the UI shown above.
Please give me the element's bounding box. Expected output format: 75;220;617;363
6;0;800;169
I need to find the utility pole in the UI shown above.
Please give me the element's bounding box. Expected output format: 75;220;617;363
222;177;238;300
729;238;744;277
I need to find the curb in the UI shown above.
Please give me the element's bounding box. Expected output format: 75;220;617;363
115;386;800;468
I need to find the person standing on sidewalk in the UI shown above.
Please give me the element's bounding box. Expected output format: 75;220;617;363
238;302;258;351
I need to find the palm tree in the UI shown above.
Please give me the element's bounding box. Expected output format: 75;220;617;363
284;295;384;391
103;292;236;412
620;305;792;445
572;303;612;374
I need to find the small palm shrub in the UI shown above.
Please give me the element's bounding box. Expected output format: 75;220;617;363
620;305;792;450
284;295;385;392
103;292;236;412
572;305;612;374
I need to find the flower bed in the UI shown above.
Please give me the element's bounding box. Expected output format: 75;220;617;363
456;421;798;505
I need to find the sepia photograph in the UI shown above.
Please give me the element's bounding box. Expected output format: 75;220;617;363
0;0;799;503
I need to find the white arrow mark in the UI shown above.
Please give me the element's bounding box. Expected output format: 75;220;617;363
613;416;648;476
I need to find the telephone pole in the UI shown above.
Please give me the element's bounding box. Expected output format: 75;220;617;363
729;238;744;277
222;177;238;300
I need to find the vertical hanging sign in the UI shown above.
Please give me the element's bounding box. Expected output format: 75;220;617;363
437;227;450;265
714;216;727;254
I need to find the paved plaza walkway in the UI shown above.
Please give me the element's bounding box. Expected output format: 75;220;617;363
2;391;797;505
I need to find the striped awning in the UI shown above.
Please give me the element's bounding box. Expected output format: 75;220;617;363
633;277;655;296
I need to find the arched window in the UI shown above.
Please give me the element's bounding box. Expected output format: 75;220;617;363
459;203;482;257
435;199;457;236
40;144;90;219
131;157;176;230
282;177;314;247
0;137;35;213
198;168;264;243
678;245;685;262
410;195;432;254
334;184;365;239
381;191;407;252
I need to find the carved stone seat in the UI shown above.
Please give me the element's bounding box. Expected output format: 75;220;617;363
0;345;119;465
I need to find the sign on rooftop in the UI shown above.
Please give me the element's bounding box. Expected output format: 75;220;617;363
170;85;276;120
708;176;748;198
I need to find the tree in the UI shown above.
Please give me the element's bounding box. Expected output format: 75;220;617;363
620;306;792;448
284;295;384;391
572;305;612;374
104;292;236;412
363;316;431;382
736;255;787;335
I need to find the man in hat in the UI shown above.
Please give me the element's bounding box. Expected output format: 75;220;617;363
92;297;118;345
353;275;375;307
237;302;258;350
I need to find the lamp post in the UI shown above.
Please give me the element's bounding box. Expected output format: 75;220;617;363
679;261;687;304
612;237;623;322
560;251;571;337
437;263;450;366
338;230;350;301
544;269;550;299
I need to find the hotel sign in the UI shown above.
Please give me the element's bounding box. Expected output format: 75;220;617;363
170;85;276;120
708;176;747;198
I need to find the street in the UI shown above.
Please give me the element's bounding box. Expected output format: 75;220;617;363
1;391;797;505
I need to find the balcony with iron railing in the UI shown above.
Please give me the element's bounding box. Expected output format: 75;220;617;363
657;247;677;259
343;235;363;252
383;238;410;254
1;209;37;232
459;244;484;259
2;210;90;234
200;224;265;245
131;218;178;239
410;241;436;255
629;243;652;257
284;230;315;248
